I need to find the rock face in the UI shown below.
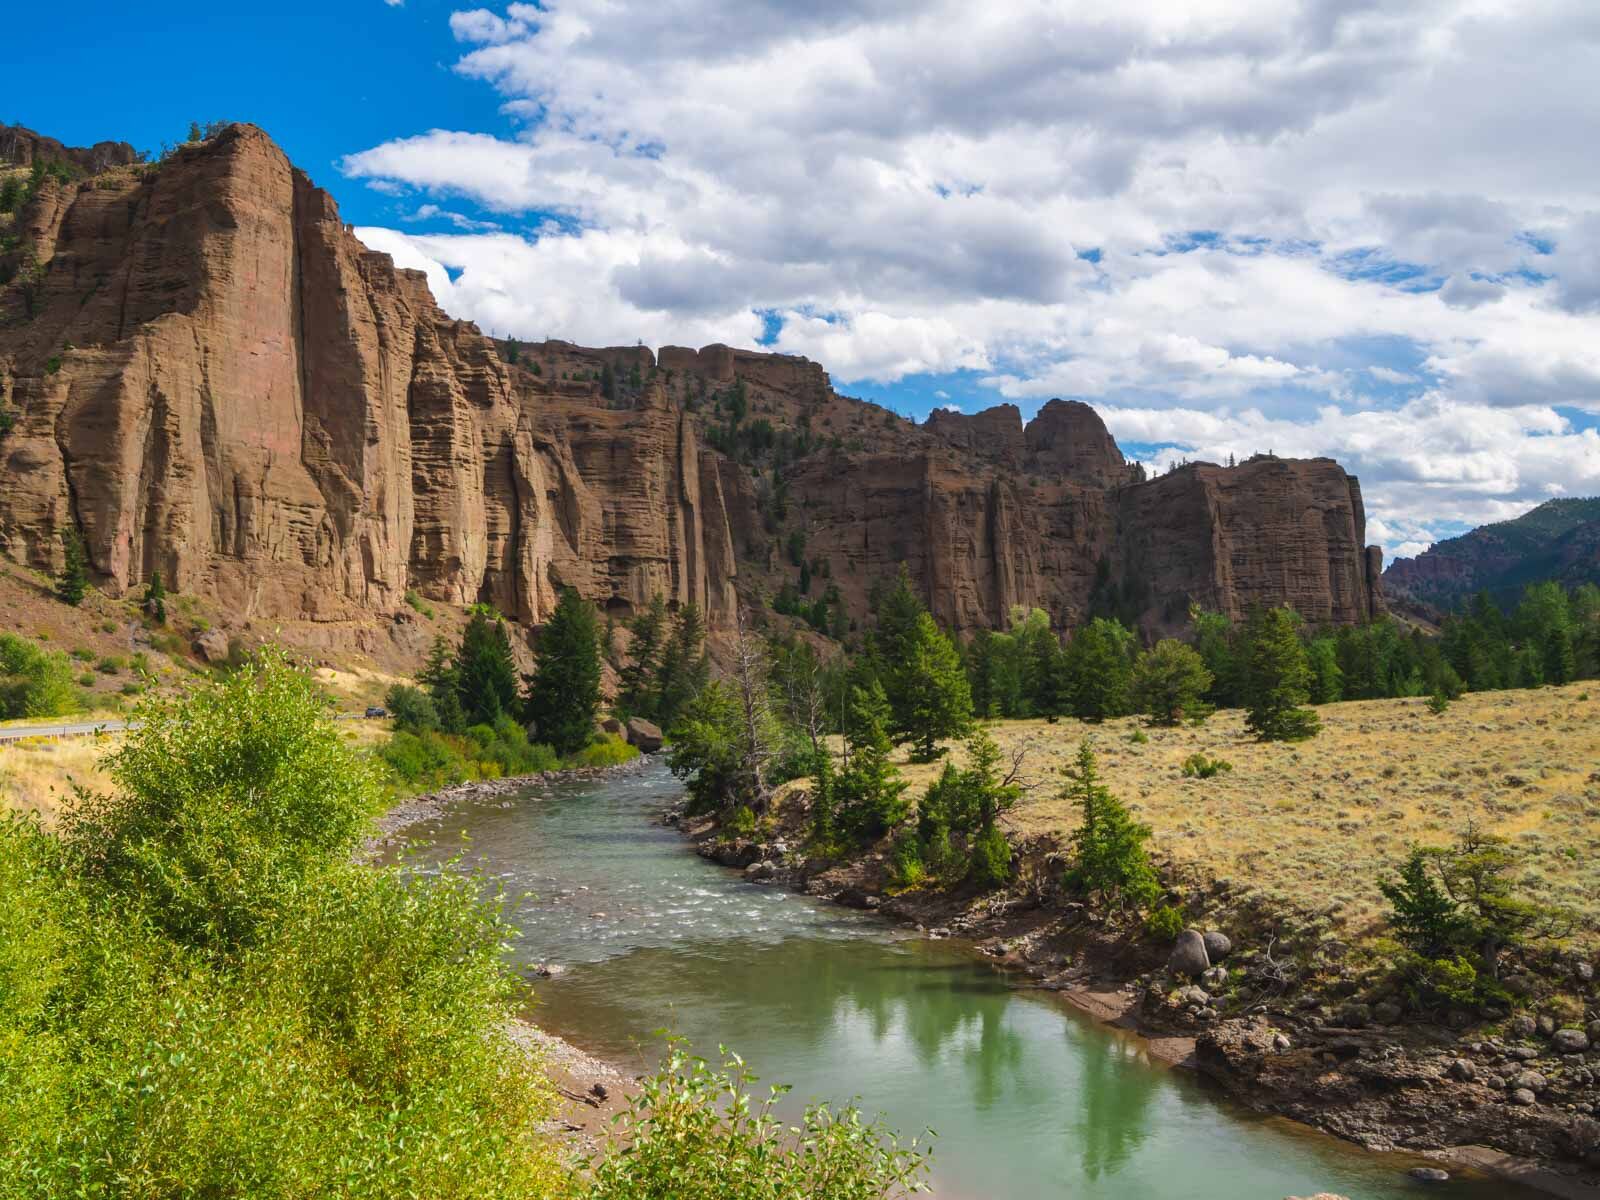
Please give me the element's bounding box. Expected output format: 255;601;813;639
0;124;1384;640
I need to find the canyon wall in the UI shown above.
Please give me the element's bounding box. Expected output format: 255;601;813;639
0;123;1382;641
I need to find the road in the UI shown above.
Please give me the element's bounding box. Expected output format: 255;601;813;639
0;713;375;745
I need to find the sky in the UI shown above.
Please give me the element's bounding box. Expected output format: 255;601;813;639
7;1;1600;561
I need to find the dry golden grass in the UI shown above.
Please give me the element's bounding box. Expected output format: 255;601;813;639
0;731;119;824
894;683;1600;938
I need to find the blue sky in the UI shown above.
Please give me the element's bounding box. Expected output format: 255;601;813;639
7;1;1599;559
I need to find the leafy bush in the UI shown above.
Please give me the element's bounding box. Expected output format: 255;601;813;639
968;824;1012;889
0;654;569;1198
1144;904;1186;941
385;681;441;732
585;1041;931;1200
0;633;81;719
726;804;758;839
1180;752;1233;779
403;588;435;619
61;648;377;954
570;734;640;769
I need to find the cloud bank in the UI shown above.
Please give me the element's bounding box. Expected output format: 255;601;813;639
341;0;1600;557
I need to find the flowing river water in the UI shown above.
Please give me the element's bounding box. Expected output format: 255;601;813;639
393;762;1543;1200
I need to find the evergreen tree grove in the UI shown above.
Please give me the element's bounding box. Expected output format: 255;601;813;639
524;588;602;755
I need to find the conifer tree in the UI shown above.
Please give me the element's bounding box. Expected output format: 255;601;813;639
1130;638;1213;725
655;602;709;728
56;527;89;606
898;612;973;760
1062;617;1135;721
418;632;467;733
525;588;602;755
1243;606;1320;741
1063;740;1158;912
455;608;522;727
144;570;167;625
619;594;669;718
835;678;908;839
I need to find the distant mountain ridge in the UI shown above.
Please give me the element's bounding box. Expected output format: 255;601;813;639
1383;498;1600;610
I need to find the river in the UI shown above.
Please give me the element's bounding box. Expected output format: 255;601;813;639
393;761;1541;1200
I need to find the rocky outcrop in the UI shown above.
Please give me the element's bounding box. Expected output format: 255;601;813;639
0;123;1383;641
0;123;138;174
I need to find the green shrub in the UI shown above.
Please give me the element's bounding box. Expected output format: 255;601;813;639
968;824;1012;889
0;657;569;1198
585;1041;930;1200
70;646;94;662
726;804;758;838
76;671;95;688
567;733;639;769
887;831;926;890
1127;728;1148;745
1426;689;1450;715
95;654;125;674
1144;904;1185;941
61;648;377;955
403;588;435;619
0;633;81;719
1180;752;1233;779
386;682;442;732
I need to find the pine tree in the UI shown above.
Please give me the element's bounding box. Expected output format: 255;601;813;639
1243;606;1320;741
655;602;708;728
525;588;602;755
1063;740;1158;912
144;570;167;625
418;632;467;732
835;679;908;840
1130;638;1213;725
898;612;973;760
55;527;89;606
455;608;522;727
1063;617;1134;721
600;361;617;403
619;594;669;718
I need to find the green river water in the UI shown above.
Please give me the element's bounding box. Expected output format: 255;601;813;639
397;762;1541;1200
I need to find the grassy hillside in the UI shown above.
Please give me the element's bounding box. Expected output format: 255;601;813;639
890;683;1600;937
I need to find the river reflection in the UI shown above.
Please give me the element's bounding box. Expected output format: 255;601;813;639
394;763;1544;1200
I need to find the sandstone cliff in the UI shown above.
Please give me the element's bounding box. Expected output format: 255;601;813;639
0;124;1382;642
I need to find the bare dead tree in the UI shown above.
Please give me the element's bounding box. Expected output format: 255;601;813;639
730;605;774;811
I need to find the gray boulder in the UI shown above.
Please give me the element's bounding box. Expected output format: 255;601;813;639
1202;930;1233;960
1510;1069;1548;1093
1372;1001;1403;1025
1201;966;1229;990
1409;1167;1450;1183
1508;1014;1537;1038
1168;929;1210;977
1336;1003;1372;1029
1553;1029;1591;1054
1508;1087;1537;1106
1447;1059;1477;1082
625;717;664;752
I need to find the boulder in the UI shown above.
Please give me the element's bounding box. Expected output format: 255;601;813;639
1408;1167;1449;1183
1508;1014;1537;1038
1552;1028;1591;1054
1372;1001;1402;1025
600;716;625;736
193;629;231;663
1447;1058;1477;1082
625;717;663;752
1510;1069;1548;1093
1201;966;1229;990
1508;1087;1537;1106
1335;1003;1372;1029
1176;985;1211;1007
1168;929;1210;977
1202;930;1233;960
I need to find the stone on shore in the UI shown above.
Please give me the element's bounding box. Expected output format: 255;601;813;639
626;717;663;752
1202;930;1233;960
1168;929;1210;977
